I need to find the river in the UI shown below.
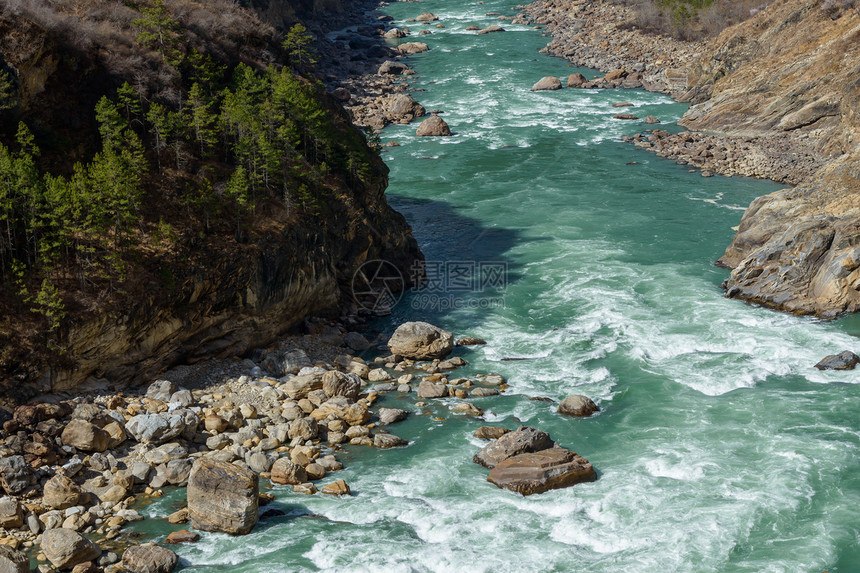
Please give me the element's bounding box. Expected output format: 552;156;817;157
136;0;860;570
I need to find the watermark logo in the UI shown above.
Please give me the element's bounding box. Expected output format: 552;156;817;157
352;259;405;313
352;259;507;313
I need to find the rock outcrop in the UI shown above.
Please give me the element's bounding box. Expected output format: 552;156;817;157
187;458;259;535
487;447;597;495
679;1;860;316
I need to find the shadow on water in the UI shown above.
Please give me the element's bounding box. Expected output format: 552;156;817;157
368;194;532;337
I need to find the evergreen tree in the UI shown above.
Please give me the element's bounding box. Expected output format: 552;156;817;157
282;24;318;70
134;0;183;65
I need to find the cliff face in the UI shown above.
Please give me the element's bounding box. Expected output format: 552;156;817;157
680;0;860;317
0;3;422;399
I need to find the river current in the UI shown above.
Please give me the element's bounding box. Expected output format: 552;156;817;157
136;0;860;570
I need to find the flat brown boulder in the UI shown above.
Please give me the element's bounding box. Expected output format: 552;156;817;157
558;395;598;417
388;321;454;358
456;336;486;346
165;530;199;544
473;426;552;468
416;12;438;21
122;543;178;573
613;113;639;120
487;447;596;495
187;458;258;535
477;25;505;34
415;115;451;137
531;76;562;91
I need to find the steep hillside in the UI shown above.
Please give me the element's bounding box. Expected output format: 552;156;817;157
680;0;859;316
0;0;422;399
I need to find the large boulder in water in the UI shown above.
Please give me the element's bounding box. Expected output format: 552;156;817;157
814;350;860;370
487;447;596;495
567;73;587;87
396;42;429;55
378;60;410;75
187;458;258;535
558;395;598;417
531;76;562;91
473;426;552;468
415;115;451;137
388;322;454;359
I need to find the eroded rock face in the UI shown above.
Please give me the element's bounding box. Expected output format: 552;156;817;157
487;447;596;495
187;458;258;535
473;426;553;469
719;151;860;317
0;456;34;495
388;322;454;359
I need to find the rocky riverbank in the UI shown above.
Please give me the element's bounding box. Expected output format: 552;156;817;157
520;0;860;317
0;319;550;571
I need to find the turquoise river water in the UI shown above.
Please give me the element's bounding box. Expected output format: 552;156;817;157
135;0;860;570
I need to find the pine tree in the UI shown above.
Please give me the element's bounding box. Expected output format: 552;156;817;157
282;24;318;70
134;0;183;66
187;83;218;156
0;70;17;112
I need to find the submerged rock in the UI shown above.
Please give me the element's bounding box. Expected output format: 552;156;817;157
474;426;510;440
487;447;596;495
187;458;258;535
456;337;487;346
396;42;429;55
814;351;860;370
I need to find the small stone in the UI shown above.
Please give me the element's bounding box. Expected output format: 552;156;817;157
455;337;486;346
292;483;317;495
305;463;326;481
321;479;351;496
165;530;199;544
474;426;510;440
166;508;188;524
613;113;638;120
0;497;23;528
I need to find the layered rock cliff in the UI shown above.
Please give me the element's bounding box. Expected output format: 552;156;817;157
681;0;859;316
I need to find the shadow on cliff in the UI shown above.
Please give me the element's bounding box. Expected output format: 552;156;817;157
369;194;528;337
